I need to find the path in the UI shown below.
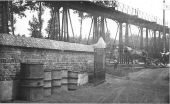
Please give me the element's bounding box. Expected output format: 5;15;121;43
12;67;169;103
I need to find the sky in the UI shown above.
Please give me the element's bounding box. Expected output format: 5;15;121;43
14;0;170;39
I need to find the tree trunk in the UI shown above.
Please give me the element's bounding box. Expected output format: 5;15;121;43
79;17;83;43
10;1;14;35
0;1;9;33
39;2;42;37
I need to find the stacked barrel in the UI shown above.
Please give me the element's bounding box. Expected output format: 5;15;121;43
68;71;78;90
51;69;62;93
19;63;44;101
44;69;51;96
18;64;80;101
61;68;68;90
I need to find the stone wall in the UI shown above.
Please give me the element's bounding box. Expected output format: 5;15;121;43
0;34;94;81
0;34;96;101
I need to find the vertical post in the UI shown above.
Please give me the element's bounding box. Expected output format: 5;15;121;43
55;7;60;40
63;7;67;41
158;31;161;52
100;17;105;40
93;16;98;43
61;7;69;42
79;12;83;43
125;23;129;46
97;17;100;41
146;28;148;52
0;3;2;32
119;22;123;64
140;27;143;50
39;2;42;37
163;0;166;52
153;30;156;57
52;10;56;40
167;29;170;51
66;9;69;42
52;7;60;40
61;7;64;41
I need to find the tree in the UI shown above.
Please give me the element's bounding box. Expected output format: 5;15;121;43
7;0;37;35
45;18;52;38
45;8;53;39
37;1;44;37
28;15;42;38
28;1;44;38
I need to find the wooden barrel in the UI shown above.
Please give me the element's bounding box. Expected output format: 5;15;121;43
0;81;13;102
51;69;61;93
68;71;78;91
61;69;68;91
61;77;68;91
0;80;19;102
88;72;94;83
44;69;51;96
19;63;44;101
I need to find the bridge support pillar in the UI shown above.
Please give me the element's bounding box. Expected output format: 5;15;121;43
61;7;69;42
158;31;162;53
49;6;61;41
93;16;98;43
153;30;157;57
125;23;129;46
100;17;105;40
119;22;123;64
140;27;143;50
158;31;161;48
146;28;148;52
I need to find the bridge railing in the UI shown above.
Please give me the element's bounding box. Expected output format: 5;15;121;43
91;1;169;27
116;1;169;26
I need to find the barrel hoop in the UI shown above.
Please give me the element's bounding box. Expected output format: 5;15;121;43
68;83;77;85
61;83;68;85
68;77;78;79
20;85;43;87
52;86;61;87
62;69;67;70
52;85;61;87
20;77;43;80
21;62;43;65
68;71;79;73
62;77;68;79
44;79;52;81
44;86;51;88
52;69;62;71
44;69;51;72
52;79;62;81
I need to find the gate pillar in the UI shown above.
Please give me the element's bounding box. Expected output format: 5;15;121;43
93;37;106;85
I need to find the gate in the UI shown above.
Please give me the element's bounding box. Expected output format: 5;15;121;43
94;48;106;85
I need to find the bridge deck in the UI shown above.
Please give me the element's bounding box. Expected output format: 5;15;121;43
47;1;169;33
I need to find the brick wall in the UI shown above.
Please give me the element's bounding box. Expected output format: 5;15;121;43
0;34;94;81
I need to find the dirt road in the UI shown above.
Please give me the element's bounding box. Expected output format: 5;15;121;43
13;67;169;103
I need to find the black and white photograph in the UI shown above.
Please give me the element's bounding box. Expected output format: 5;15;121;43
0;0;169;103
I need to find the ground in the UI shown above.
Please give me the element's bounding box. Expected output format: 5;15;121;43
12;66;169;103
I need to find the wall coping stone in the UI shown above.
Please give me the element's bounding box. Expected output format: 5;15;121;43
0;34;94;52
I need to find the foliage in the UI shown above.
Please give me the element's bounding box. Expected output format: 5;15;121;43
45;9;53;38
10;1;37;17
28;15;42;38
